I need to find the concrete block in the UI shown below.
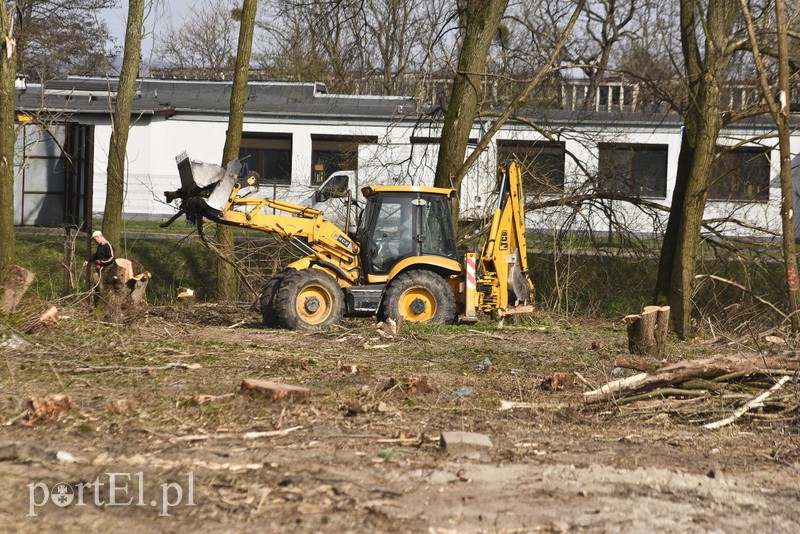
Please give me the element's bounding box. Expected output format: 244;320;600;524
439;431;493;458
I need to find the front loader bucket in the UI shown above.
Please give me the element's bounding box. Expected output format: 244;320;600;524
204;167;238;214
173;152;241;217
176;151;227;192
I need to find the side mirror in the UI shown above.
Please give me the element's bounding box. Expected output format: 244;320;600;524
314;191;326;203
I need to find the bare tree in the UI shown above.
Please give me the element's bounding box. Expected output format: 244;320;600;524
258;0;452;95
738;0;799;332
435;0;586;223
0;2;18;279
155;0;238;71
654;0;740;338
578;0;638;110
364;0;422;94
15;0;116;82
102;0;145;247
216;0;258;301
434;0;509;199
617;3;683;113
258;0;364;91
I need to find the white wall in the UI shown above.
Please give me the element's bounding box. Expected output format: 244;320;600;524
76;111;790;239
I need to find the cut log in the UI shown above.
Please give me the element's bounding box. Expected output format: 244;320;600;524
177;287;196;305
22;306;59;334
584;352;798;402
240;379;310;401
624;305;670;357
0;266;35;313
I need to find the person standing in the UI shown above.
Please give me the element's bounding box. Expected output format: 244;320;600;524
83;230;115;303
86;230;115;274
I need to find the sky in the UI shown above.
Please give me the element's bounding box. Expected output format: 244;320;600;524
100;0;196;60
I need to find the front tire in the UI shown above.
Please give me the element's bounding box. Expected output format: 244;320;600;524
380;270;455;325
260;271;288;327
275;269;344;330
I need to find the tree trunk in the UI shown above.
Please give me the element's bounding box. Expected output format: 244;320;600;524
654;137;693;306
581;47;613;112
216;0;258;301
737;0;799;332
0;4;17;280
775;0;800;332
654;0;738;338
671;117;718;337
102;0;144;248
434;0;508;223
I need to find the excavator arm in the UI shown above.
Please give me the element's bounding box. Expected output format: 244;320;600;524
466;161;534;316
163;153;361;285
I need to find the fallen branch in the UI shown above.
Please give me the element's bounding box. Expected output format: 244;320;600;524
704;376;792;430
467;329;510;340
173;425;303;442
499;400;568;411
712;369;795;383
573;371;594;389
70;362;201;374
584;372;647;401
193;393;236;405
616;388;708;405
585;353;797;402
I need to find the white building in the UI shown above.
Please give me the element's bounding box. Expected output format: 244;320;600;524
13;76;792;238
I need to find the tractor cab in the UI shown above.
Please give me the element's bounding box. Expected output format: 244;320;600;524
358;186;459;276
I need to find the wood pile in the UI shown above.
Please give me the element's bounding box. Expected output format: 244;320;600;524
585;352;799;429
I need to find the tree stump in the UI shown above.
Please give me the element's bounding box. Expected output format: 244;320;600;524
0;266;35;313
114;258;135;283
624;305;670;357
104;260;151;323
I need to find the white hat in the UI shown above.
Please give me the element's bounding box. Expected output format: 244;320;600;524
91;230;102;239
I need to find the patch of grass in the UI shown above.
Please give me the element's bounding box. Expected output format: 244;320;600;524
16;233;216;303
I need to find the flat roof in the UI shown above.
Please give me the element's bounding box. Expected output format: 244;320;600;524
15;77;420;121
13;76;781;131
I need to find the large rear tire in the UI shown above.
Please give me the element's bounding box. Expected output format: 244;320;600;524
260;271;287;327
276;269;344;330
380;270;455;325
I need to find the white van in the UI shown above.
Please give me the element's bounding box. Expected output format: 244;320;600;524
303;170;360;233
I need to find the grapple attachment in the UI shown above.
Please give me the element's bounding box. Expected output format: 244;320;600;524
163;152;252;225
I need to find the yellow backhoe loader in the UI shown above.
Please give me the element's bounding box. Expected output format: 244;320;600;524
163;152;534;330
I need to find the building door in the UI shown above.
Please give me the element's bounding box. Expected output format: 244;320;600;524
13;122;93;227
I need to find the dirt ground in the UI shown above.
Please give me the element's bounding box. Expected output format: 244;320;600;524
1;304;799;533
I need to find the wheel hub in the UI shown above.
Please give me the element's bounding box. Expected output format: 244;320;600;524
304;296;321;313
409;297;426;315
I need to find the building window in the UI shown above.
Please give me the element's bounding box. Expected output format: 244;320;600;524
311;135;377;184
709;146;770;202
239;134;292;185
598;144;667;198
497;140;565;195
